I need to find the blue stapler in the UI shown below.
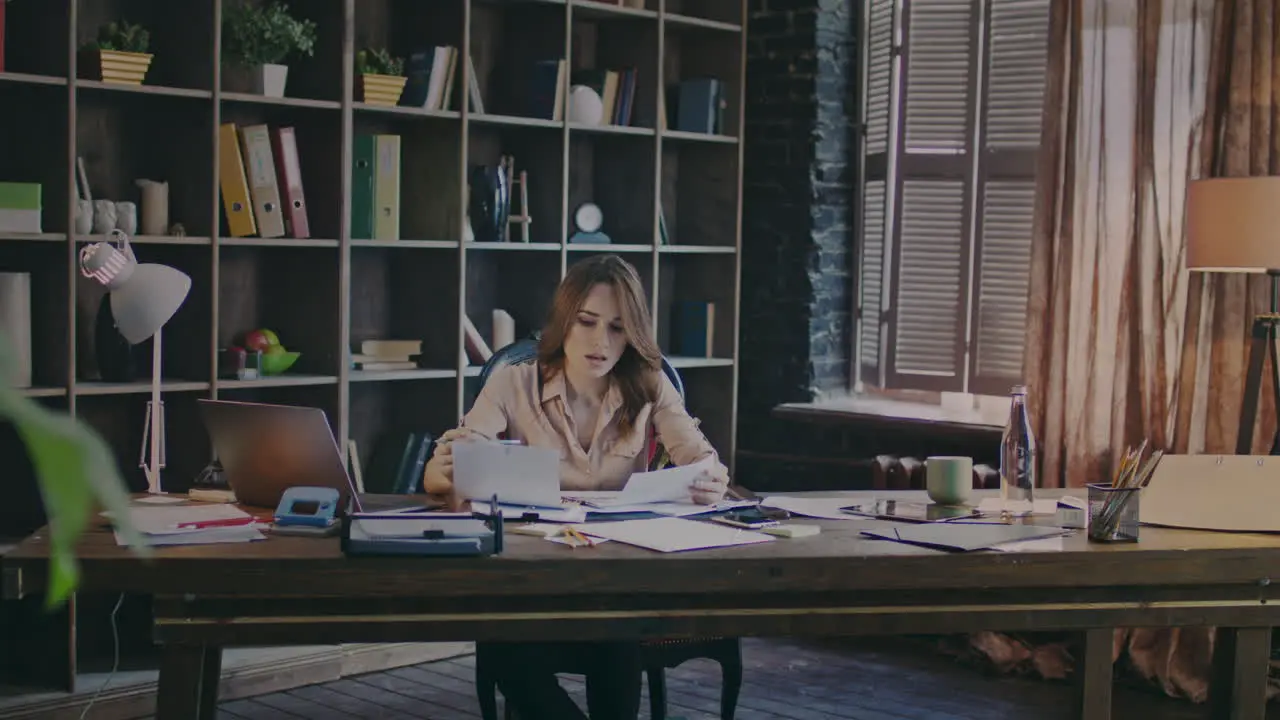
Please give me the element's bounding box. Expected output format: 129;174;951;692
273;486;341;536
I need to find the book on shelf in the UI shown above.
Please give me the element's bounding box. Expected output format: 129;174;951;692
401;45;481;112
672;301;715;358
351;339;421;371
570;67;638;126
666;78;727;135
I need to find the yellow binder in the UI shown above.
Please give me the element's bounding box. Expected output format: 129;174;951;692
218;123;256;237
373;134;401;241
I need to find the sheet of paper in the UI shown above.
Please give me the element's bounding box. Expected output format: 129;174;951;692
105;504;253;535
976;498;1059;516
114;527;264;546
470;500;587;524
584;457;715;507
991;536;1067;553
452;440;563;508
568;493;755;517
760;496;868;520
580;516;774;553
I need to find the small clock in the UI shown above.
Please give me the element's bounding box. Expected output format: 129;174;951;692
569;203;611;244
574;202;603;233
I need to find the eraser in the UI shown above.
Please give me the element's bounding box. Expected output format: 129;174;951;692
761;524;821;538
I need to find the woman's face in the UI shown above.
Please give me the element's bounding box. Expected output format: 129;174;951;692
563;282;627;380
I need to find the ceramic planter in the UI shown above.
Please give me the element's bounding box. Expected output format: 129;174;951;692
223;62;289;97
95;49;153;84
255;62;289;97
359;73;407;106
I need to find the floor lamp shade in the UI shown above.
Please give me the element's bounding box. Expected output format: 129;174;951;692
1186;177;1280;273
79;233;191;343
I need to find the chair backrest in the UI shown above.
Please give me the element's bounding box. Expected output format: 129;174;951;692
475;335;684;402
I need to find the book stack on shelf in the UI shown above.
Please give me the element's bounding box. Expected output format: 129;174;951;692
0;0;743;691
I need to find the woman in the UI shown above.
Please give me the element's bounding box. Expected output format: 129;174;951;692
424;254;731;719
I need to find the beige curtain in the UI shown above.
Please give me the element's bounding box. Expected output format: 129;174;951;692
1024;0;1209;490
1015;0;1280;703
1173;0;1280;456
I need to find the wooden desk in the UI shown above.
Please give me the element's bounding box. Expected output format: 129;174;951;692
2;491;1276;720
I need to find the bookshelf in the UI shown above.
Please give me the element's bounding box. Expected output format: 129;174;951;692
0;0;744;690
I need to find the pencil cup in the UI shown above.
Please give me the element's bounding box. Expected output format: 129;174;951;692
1087;483;1140;543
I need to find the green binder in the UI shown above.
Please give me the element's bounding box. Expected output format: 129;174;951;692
351;134;376;239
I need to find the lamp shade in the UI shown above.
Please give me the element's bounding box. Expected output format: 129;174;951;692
1186;177;1280;273
79;234;191;344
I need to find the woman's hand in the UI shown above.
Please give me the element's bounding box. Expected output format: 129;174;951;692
689;463;731;505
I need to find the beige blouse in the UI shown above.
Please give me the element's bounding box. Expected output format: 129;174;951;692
449;360;726;491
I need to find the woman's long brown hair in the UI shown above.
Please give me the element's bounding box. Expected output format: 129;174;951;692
537;254;662;438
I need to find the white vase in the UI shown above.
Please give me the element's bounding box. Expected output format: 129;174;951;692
259;63;289;97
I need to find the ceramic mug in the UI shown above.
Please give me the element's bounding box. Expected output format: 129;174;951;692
92;200;117;234
74;199;94;235
115;201;138;235
926;456;973;506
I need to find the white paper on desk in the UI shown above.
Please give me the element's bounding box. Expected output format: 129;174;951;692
580;516;774;553
584;457;714;507
760;496;866;520
113;527;264;546
977;498;1059;516
991;536;1067;553
105;504;252;535
470;500;587;523
569;493;754;517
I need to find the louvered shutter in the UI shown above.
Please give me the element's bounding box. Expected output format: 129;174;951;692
857;0;898;385
969;0;1049;394
885;0;978;391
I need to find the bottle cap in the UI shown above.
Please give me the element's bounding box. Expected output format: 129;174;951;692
1011;385;1028;395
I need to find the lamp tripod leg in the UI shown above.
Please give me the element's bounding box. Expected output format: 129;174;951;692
1236;317;1270;455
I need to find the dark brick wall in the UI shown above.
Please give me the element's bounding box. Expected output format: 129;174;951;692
736;0;859;489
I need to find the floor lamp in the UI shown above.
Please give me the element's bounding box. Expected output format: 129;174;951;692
79;230;192;493
1186;177;1280;455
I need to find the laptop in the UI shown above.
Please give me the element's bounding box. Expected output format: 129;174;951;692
196;399;430;514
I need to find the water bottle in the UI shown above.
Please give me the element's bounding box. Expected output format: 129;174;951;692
1000;385;1037;502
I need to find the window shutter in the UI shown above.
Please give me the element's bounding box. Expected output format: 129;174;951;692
969;0;1049;393
884;0;978;391
857;0;899;385
892;180;966;377
903;0;976;152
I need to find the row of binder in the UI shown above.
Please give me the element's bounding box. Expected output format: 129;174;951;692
218;125;404;241
219;123;311;239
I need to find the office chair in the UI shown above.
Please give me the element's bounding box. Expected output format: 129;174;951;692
471;335;742;720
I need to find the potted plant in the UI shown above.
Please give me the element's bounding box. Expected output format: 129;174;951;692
355;48;406;106
221;0;317;97
81;20;152;85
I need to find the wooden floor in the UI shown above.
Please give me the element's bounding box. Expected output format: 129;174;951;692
205;636;1228;720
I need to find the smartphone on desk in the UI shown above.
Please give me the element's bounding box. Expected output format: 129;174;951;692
709;507;788;529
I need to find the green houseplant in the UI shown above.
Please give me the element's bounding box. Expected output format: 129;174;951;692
355;48;407;106
81;20;153;85
221;0;317;97
0;338;147;608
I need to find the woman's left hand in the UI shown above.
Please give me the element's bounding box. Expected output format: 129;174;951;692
689;465;731;505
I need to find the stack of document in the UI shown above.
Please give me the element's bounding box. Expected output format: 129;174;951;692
107;503;266;546
565;458;755;517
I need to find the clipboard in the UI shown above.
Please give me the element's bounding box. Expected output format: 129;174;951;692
1140;454;1280;533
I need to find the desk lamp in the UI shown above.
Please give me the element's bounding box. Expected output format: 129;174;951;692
79;229;191;493
1186;177;1280;454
